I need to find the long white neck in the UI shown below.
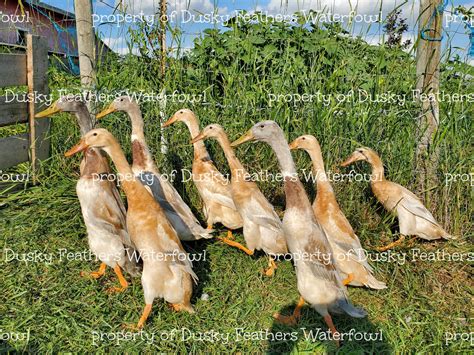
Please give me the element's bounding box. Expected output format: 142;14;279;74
183;116;210;160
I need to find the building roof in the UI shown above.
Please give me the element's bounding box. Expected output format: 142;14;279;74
25;0;75;20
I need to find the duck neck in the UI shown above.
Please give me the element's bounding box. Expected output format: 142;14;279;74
368;153;385;182
75;105;93;136
126;105;155;171
184;116;209;160
268;138;298;179
215;133;244;177
102;140;136;195
305;145;332;192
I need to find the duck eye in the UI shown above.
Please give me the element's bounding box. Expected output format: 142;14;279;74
302;137;305;140
93;133;98;136
260;125;264;128
179;110;183;114
209;126;213;129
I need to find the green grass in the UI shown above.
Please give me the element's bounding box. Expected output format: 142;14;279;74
1;14;473;353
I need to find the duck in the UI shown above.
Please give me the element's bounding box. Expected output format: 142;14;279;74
191;124;288;276
35;96;140;292
163;109;243;238
289;135;386;289
341;147;454;251
96;97;213;242
65;128;197;329
232;121;366;343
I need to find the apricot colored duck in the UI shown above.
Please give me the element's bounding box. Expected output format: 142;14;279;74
341;147;455;251
65;128;197;329
232;121;366;343
35;97;140;292
289;135;386;289
192;124;288;276
96;97;212;241
163;109;243;236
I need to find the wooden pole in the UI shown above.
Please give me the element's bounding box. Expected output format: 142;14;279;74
160;0;167;78
74;0;96;122
160;0;168;154
26;34;49;184
415;0;442;198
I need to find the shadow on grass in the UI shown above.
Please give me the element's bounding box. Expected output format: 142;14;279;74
266;302;392;354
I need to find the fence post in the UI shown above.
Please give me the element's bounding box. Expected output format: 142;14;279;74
27;34;49;183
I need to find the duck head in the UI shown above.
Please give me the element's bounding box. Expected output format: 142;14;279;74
190;124;225;143
340;147;376;167
231;120;282;147
288;134;319;151
65;128;116;157
96;96;138;118
162;108;196;127
35;95;86;117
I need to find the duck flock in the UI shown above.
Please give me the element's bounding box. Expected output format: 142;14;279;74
35;95;454;345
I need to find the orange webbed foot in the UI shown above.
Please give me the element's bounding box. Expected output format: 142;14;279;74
377;235;406;252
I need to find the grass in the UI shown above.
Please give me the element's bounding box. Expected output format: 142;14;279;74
1;15;473;353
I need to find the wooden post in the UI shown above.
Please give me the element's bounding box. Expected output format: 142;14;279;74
160;0;167;78
26;34;49;184
74;0;96;122
159;0;168;154
415;0;442;197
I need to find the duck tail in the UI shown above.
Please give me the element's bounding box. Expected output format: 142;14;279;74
364;274;387;290
193;226;214;240
123;248;142;277
336;298;367;318
441;232;456;240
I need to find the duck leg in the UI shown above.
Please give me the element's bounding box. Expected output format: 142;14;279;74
107;265;129;293
207;223;213;230
342;273;354;286
81;262;106;279
263;256;277;277
273;296;305;325
377;235;406;252
226;230;235;240
323;314;340;347
218;237;254;255
136;304;153;329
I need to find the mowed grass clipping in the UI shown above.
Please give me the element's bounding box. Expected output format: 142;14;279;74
1;13;473;353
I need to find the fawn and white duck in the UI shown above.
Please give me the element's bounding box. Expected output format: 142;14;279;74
96;97;213;241
289;135;386;289
191;124;288;276
163;110;243;237
65;128;197;329
35;97;140;292
341;147;454;251
232;121;366;343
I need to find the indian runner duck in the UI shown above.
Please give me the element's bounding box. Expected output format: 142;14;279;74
163;109;243;238
96;97;212;241
289;135;386;289
232;121;366;343
35;96;140;292
65;128;197;329
341;147;454;251
192;124;287;276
